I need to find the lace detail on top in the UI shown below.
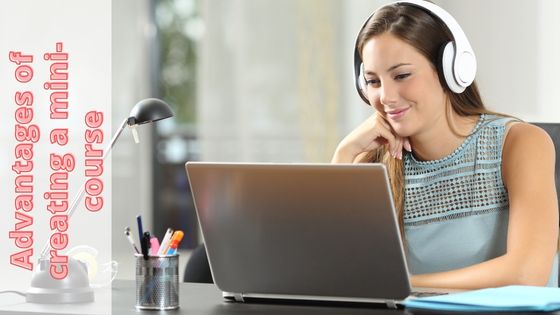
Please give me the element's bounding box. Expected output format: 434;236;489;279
404;114;513;226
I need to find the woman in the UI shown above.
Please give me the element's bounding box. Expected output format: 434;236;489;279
332;1;559;288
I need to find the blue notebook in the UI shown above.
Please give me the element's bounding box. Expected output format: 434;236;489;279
404;286;560;312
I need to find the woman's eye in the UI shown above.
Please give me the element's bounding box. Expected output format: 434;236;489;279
394;73;411;80
365;78;380;85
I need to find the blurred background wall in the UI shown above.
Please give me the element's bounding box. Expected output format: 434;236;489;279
112;0;560;279
112;0;155;278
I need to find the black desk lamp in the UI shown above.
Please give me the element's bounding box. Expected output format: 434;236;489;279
26;98;174;303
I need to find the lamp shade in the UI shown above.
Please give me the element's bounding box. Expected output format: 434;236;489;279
127;98;174;125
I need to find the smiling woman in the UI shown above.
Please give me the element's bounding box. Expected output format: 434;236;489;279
360;32;450;140
332;0;559;289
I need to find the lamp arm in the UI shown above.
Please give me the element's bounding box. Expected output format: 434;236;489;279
39;118;129;259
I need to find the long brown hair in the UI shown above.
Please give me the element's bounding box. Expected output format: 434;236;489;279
356;3;499;236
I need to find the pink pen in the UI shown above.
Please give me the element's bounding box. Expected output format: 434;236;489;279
150;236;160;256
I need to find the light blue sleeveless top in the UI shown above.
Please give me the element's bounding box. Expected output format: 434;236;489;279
403;114;558;287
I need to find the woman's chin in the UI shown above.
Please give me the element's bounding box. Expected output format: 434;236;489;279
391;123;414;138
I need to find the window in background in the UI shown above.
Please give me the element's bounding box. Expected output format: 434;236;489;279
152;0;202;249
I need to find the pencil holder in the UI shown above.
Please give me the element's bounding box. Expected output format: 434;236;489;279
135;254;179;310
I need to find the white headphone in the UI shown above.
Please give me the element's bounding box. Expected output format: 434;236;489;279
354;0;477;105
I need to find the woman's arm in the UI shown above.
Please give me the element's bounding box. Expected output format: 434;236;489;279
411;122;559;289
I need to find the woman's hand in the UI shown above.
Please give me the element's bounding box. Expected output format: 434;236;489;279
332;112;411;163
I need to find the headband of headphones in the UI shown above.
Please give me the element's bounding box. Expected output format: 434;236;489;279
354;0;477;104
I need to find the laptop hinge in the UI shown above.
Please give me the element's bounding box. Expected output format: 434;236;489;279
385;300;398;309
233;293;244;302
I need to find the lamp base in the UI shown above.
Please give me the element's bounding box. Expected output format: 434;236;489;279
26;258;94;304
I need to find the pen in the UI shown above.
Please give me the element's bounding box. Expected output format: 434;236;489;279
136;215;144;247
150;236;160;256
124;227;140;254
166;230;184;255
141;231;151;260
157;228;174;255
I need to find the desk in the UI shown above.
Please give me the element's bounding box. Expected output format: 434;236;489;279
112;280;560;315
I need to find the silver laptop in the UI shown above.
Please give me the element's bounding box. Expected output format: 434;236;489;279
185;162;415;308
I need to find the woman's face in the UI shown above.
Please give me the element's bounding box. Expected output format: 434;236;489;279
361;32;447;137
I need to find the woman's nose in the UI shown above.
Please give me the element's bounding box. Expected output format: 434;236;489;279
379;82;398;106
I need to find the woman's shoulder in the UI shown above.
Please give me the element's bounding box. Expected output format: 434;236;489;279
502;122;556;176
480;114;553;148
505;122;555;150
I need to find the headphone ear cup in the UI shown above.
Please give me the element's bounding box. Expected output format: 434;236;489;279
440;42;465;93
